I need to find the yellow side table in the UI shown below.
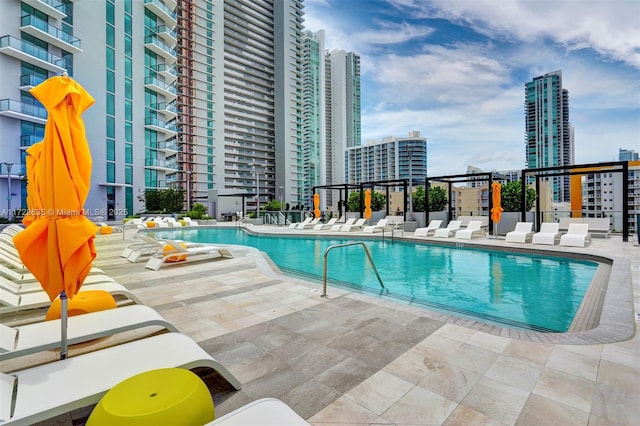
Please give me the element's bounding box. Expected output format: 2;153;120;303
87;368;215;425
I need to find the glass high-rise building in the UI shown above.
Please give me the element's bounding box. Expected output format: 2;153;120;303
324;49;360;208
525;70;574;203
301;30;325;209
0;0;305;218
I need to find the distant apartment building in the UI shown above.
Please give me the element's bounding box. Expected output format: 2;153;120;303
345;131;427;187
301;30;325;208
582;159;640;233
525;70;574;203
324;48;360;208
0;0;306;219
619;148;639;161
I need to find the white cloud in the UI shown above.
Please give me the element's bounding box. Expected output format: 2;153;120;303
387;0;640;69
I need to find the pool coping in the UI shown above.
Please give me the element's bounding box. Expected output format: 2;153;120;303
154;225;636;345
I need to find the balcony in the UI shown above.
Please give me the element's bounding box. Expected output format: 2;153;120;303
22;0;66;20
0;99;47;124
0;163;26;179
151;101;178;120
20;134;43;149
153;138;180;154
156;63;177;83
155;25;177;48
20;73;47;91
144;35;176;63
20;14;82;53
144;116;178;138
0;35;66;73
145;158;178;172
144;0;177;28
144;76;177;102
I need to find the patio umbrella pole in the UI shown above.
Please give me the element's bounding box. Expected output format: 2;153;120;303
60;290;68;359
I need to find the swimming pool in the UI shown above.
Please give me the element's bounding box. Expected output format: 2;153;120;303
153;227;598;333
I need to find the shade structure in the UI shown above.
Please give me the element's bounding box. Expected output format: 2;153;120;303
13;75;97;358
490;182;503;224
364;189;372;220
313;193;321;219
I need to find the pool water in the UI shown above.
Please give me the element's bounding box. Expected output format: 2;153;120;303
154;228;598;332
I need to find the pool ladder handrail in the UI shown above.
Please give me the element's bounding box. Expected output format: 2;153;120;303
321;242;385;298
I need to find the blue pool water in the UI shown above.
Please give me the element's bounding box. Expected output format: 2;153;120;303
154;228;598;332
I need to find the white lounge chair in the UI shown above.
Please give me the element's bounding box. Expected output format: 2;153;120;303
123;234;194;263
455;221;486;239
0;304;178;361
0;283;141;314
183;217;199;226
313;217;337;230
560;223;591;247
0;263;116;287
362;218;391;233
433;220;462;238
297;218;320;230
208;398;308;425
531;222;561;245
340;218;367;232
145;239;233;271
289;217;312;229
330;217;354;231
414;220;443;237
505;222;534;243
0;333;241;425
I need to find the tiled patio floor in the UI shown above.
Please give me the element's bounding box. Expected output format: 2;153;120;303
11;225;639;425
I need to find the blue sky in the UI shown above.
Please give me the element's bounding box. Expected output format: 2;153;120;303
303;0;640;176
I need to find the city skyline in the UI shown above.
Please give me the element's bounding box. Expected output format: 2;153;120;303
304;0;640;177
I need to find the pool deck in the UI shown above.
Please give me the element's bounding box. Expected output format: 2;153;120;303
9;224;639;425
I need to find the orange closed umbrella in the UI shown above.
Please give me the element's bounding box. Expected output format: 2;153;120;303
364;189;372;220
313;193;321;219
13;75;97;359
490;182;503;238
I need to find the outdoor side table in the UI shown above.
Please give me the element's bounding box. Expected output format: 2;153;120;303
45;290;117;320
86;368;215;425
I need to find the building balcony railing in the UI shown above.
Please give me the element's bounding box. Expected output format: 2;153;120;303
20;73;47;90
20;14;82;53
145;158;179;172
144;35;176;63
151;101;178;120
144;116;178;137
0;99;47;124
156;63;177;83
155;25;177;47
0;163;26;178
0;35;66;73
151;139;180;154
22;0;66;20
20;134;43;149
144;0;177;28
144;76;177;102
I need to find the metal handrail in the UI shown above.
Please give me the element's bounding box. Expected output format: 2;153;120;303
322;242;385;298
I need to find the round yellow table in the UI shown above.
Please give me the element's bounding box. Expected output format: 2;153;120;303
87;368;215;425
45;290;117;321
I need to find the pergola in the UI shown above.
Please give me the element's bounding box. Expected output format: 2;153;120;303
522;161;630;242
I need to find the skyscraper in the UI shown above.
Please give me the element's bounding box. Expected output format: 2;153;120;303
324;49;361;208
0;0;305;219
301;30;325;208
525;70;574;203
